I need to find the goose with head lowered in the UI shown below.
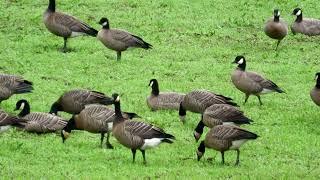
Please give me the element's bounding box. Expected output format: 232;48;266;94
231;56;284;105
49;89;113;115
193;104;252;142
179;90;237;124
61;104;140;149
97;17;152;60
43;0;98;52
15;99;67;133
147;79;185;111
112;93;174;164
291;8;320;36
264;9;288;50
196;124;258;165
0;109;26;133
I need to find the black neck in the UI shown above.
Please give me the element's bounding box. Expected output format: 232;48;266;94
102;24;110;30
237;62;246;71
295;14;302;22
316;77;320;88
151;82;159;96
179;103;186;116
64;117;77;133
48;0;55;12
274;16;280;22
198;141;205;153
49;102;62;115
19;102;30;117
114;101;124;123
194;120;205;135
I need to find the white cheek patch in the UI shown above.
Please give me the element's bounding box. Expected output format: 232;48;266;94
149;81;153;87
277;11;281;17
20;102;25;110
238;58;244;64
116;96;120;102
296;10;301;16
102;22;108;26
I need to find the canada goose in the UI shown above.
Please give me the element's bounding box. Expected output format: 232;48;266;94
310;72;320;106
61;104;140;149
291;8;320;36
147;79;185;111
0;74;33;103
0;109;26;133
43;0;98;52
97;17;152;60
112;93;174;164
231;56;284;105
264;9;288;50
49;89;113;115
179;90;237;123
15;99;67;133
193;104;252;142
196;125;258;165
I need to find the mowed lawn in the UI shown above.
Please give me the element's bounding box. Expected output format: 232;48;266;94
1;0;320;178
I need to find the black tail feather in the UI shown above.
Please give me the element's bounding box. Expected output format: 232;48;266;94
131;34;152;49
14;80;33;94
161;138;174;144
86;27;98;37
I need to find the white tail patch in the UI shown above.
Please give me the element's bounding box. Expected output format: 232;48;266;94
107;122;113;131
141;138;163;150
261;88;273;94
222;122;236;126
296;10;301;16
230;139;248;150
71;32;86;37
0;126;11;133
238;58;244;64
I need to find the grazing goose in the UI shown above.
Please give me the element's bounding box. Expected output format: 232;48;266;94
179;90;237;123
61;104;140;149
231;56;284;105
0;74;33;103
193;104;252;142
15;99;67;133
49;89;113;115
291;8;320;36
0;109;26;133
97;17;152;60
264;9;288;50
310;72;320;106
43;0;98;52
112;93;174;164
196;125;258;165
147;79;185;111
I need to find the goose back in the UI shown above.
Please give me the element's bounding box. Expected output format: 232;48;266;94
147;92;185;110
23;112;67;133
0;74;33;101
291;18;320;36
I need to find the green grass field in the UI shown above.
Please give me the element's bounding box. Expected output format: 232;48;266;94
1;0;320;178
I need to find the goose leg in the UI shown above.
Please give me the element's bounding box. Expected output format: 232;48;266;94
244;94;250;105
100;132;105;148
117;51;121;60
61;37;68;53
131;149;136;163
221;151;225;164
275;40;281;51
140;150;146;164
106;132;113;149
235;149;240;166
257;95;263;105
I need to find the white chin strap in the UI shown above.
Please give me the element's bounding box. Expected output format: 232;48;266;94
238;58;244;64
296;10;301;16
102;22;108;26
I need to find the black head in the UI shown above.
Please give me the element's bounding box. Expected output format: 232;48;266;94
49;102;62;115
112;93;120;102
194;120;205;142
48;0;56;12
61;116;76;143
314;72;320;88
99;17;109;29
273;9;280;19
149;79;159;95
196;141;206;161
292;8;302;16
232;55;246;71
14;99;30;117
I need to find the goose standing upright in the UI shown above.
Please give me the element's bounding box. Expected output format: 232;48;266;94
43;0;98;52
112;93;174;164
264;9;288;50
231;56;284;105
97;17;152;60
147;79;185;111
291;8;320;36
